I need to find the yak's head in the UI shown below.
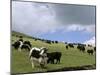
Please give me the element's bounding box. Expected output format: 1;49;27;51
40;47;48;53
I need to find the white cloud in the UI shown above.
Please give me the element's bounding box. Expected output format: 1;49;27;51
63;24;95;34
67;24;85;31
85;25;95;33
84;36;95;46
12;1;59;36
12;1;95;36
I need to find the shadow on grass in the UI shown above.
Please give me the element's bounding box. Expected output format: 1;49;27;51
11;64;96;75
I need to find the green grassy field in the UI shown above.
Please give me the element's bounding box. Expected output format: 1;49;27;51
11;31;96;74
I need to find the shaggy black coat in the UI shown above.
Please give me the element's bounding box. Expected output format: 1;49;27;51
47;52;62;64
87;49;94;55
77;45;85;52
12;41;20;49
23;41;32;48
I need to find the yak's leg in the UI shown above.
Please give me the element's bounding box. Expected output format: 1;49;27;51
56;59;59;64
58;59;60;64
31;61;34;69
51;59;54;64
42;56;47;64
55;59;57;64
39;57;42;63
18;47;21;52
91;52;93;55
30;57;35;69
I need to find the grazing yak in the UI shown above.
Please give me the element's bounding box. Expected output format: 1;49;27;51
52;41;55;44
87;49;94;55
12;40;32;52
29;47;48;68
47;52;62;64
12;41;20;50
18;38;23;42
55;41;58;44
45;40;51;44
12;41;22;51
68;43;74;48
65;42;67;44
23;41;32;48
66;45;68;49
20;41;32;51
12;38;23;50
21;44;30;51
88;44;92;47
19;35;23;38
77;45;85;52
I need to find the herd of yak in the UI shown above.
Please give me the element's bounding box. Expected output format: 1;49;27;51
12;35;96;68
66;43;96;55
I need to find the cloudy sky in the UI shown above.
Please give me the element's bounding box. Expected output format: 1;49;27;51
12;1;96;43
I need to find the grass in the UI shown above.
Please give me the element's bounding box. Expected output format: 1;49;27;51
11;32;96;74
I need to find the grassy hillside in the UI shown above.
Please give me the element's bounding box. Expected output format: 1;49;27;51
11;31;96;74
12;31;33;39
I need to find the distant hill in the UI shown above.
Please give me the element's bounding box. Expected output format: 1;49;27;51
12;31;33;39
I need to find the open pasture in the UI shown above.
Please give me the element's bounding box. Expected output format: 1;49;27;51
11;32;96;74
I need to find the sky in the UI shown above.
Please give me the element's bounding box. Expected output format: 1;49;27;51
12;1;96;43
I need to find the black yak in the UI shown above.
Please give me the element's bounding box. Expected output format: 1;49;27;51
21;44;30;51
68;43;74;48
12;41;20;50
77;45;85;52
45;40;51;44
23;41;32;48
55;41;58;44
18;38;23;42
87;49;94;55
47;52;62;64
66;45;68;49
